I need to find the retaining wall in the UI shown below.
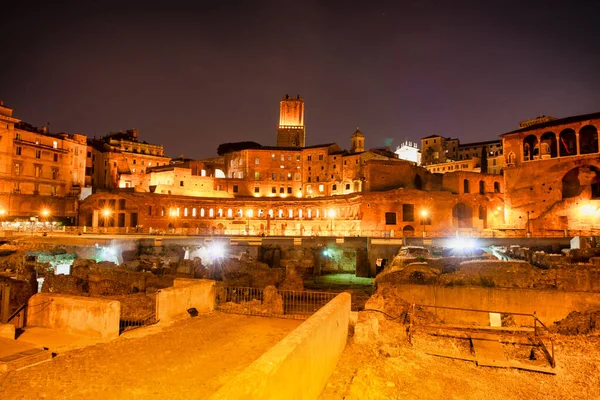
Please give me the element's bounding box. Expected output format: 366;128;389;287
210;292;351;400
396;284;600;325
156;279;215;323
26;293;120;339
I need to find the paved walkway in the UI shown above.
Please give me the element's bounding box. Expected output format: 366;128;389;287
0;312;300;399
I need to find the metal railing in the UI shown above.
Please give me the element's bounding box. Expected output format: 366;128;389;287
119;293;159;334
215;286;338;320
6;303;27;329
407;303;555;368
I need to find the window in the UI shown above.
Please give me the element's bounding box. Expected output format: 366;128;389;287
52;168;58;180
14;164;20;176
296;155;300;161
233;185;239;193
385;212;397;225
280;187;285;194
16;133;22;140
133;159;137;165
271;154;276;160
287;173;292;180
280;154;285;161
319;184;324;192
13;182;20;192
272;172;277;180
464;179;470;193
333;164;336;169
180;181;184;187
255;172;260;180
34;165;41;178
16;146;22;155
184;208;188;217
318;154;323;161
294;173;300;180
209;209;214;217
280;172;285;180
74;147;79;156
307;177;311;182
307;155;312;161
217;209;223;217
53;153;58;162
148;206;153;216
287;187;292;194
332;184;337;191
494;182;501;193
192;208;197;217
51;186;57;196
345;183;350;190
254;186;260;194
238;159;243;166
53;141;58;149
255;157;260;165
34;183;40;194
272;186;277;194
200;208;205;217
402;204;415;221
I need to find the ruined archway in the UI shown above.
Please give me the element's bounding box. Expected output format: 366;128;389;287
562;168;583;199
452;203;473;228
559;129;577;156
540;132;558;158
523;135;538;161
414;174;423;190
579;125;598;155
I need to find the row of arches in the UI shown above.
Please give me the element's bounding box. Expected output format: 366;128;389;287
159;205;361;220
522;125;598;161
463;179;502;194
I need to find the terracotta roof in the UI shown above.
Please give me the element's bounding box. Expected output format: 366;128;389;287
501;111;600;136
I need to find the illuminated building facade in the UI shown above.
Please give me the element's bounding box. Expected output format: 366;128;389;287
0;101;87;223
501;112;600;233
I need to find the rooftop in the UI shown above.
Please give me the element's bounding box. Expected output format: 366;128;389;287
502;111;600;136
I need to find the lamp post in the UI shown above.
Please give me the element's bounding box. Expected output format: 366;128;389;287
102;208;112;234
421;210;428;238
328;209;335;236
41;208;50;233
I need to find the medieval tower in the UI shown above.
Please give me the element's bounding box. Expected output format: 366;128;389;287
277;94;305;147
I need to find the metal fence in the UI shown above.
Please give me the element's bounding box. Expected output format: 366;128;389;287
215;286;338;320
119;293;159;334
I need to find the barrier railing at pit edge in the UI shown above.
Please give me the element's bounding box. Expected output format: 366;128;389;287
407;303;556;368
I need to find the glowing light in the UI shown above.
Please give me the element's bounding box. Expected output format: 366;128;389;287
0;209;6;216
102;208;112;218
447;238;478;253
207;242;225;259
246;209;254;218
327;209;336;218
580;204;597;216
41;208;50;217
421;210;428;217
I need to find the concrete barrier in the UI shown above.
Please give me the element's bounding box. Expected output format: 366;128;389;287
396;284;600;325
156;279;215;323
210;292;351;400
26;293;120;339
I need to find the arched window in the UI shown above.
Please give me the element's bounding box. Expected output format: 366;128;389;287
258;209;264;218
200;208;205;217
227;209;233;218
268;209;273;218
237;209;243;218
288;209;293;218
278;209;283;218
217;208;223;217
579;125;599;155
523;134;539;161
209;208;214;217
307;209;312;219
184;208;188;217
559;129;577;156
298;209;303;218
192;208;197;217
507;152;516;165
540;132;558;158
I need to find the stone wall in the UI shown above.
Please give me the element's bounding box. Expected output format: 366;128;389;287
210;292;350;400
156;279;215;323
26;293;120;339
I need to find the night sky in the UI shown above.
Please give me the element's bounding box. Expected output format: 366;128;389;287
1;0;599;159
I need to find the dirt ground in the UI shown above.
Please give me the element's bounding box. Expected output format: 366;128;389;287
320;324;600;400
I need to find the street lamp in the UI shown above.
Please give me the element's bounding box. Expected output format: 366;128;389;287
421;210;428;238
41;208;51;232
102;208;112;233
328;209;336;236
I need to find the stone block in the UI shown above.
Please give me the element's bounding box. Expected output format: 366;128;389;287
0;323;15;340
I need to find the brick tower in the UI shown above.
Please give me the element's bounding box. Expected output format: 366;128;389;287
277;94;305;147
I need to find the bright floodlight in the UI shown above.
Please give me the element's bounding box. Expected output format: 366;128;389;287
448;238;477;253
102;208;111;217
246;209;254;218
580;204;597;216
207;242;225;259
328;209;336;218
421;210;428;217
0;209;6;216
41;208;50;217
